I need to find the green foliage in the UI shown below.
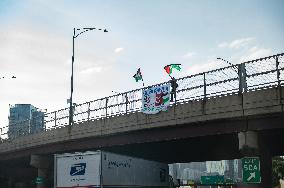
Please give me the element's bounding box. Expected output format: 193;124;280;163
272;156;284;187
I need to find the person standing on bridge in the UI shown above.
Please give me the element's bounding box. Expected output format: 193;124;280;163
164;64;181;102
170;77;178;102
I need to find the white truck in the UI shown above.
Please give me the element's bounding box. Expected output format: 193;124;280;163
54;151;169;188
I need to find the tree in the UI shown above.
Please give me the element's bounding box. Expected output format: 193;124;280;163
272;156;284;188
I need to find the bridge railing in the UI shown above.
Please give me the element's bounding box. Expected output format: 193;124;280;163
1;53;283;140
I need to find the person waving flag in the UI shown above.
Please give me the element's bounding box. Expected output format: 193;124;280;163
164;64;181;102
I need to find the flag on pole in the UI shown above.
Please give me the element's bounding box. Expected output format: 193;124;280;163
164;64;181;75
133;68;143;82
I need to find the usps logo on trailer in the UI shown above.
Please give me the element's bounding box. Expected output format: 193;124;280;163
70;163;86;176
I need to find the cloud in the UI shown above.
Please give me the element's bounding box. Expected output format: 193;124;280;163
239;46;272;62
182;52;195;59
80;66;103;74
219;37;255;49
114;47;124;53
0;26;70;72
186;58;223;75
218;42;228;48
217;37;273;63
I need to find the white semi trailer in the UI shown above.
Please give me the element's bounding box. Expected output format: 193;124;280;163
54;151;169;188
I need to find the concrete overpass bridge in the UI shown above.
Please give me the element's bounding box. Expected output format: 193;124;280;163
0;53;284;187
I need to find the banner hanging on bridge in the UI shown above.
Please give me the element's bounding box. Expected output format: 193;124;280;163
142;84;170;114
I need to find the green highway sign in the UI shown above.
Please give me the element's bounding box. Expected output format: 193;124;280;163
35;176;44;184
201;175;224;185
242;157;261;183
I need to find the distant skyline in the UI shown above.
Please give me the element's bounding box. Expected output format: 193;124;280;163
0;0;283;126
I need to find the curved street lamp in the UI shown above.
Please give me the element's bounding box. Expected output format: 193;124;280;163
69;27;108;126
217;57;233;66
217;57;247;92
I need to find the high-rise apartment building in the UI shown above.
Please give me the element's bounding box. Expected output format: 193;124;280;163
169;162;207;183
8;104;45;138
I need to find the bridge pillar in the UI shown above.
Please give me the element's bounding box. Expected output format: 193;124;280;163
37;168;47;188
30;155;52;188
238;131;272;188
238;131;258;155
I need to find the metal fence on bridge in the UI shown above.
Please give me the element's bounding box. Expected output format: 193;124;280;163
1;53;284;140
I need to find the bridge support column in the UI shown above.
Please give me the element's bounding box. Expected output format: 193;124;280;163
37;168;47;188
30;155;52;188
238;131;258;155
238;131;272;188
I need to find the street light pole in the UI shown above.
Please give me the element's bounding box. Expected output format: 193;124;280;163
217;57;247;92
69;28;75;126
69;27;108;126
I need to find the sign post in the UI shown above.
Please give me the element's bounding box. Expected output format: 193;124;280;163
242;157;261;183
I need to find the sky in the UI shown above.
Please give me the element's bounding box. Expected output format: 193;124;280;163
0;0;283;127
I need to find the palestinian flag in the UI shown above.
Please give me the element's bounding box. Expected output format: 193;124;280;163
133;68;143;82
164;64;181;75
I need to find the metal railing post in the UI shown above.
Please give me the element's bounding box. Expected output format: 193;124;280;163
276;56;281;87
203;73;207;100
243;64;247;92
54;111;57;128
105;98;108;117
125;93;128;114
87;102;91;121
238;63;247;94
238;64;242;94
202;73;207;115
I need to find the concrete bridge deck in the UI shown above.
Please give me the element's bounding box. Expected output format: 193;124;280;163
0;86;283;162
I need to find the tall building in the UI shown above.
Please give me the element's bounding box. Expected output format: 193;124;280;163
224;160;235;179
206;160;226;175
31;110;45;134
206;159;242;182
8;104;45;138
169;162;207;183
